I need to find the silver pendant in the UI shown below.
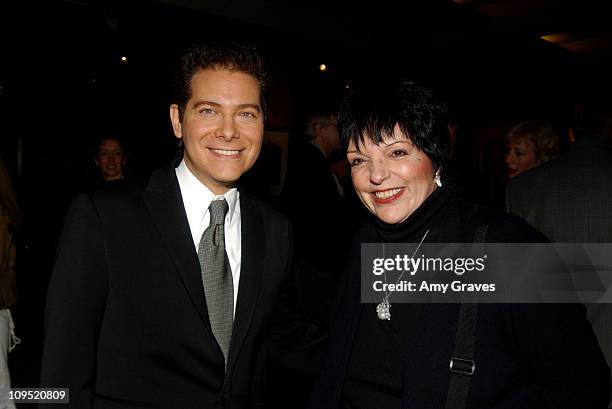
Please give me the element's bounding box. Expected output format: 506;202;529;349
376;300;391;320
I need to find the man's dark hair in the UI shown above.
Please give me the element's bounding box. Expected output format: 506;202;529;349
172;41;269;121
338;78;450;173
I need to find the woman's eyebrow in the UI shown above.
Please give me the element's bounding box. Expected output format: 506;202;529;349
382;140;411;147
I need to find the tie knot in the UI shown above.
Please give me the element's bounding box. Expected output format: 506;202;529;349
208;199;229;225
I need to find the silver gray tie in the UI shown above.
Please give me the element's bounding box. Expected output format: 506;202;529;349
198;199;233;362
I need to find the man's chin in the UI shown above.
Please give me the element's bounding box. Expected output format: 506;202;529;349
210;174;243;190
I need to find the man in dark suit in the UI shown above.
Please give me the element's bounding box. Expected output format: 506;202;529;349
282;110;344;271
41;42;318;409
506;122;612;242
506;104;612;402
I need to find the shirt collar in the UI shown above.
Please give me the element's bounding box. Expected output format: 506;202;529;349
309;141;328;158
175;159;239;224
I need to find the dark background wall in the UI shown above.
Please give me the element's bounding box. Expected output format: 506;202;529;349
2;1;610;185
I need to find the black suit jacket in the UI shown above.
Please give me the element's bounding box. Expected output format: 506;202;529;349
40;162;306;409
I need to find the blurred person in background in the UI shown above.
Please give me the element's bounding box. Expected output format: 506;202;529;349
93;137;127;182
282;109;348;309
504;120;560;179
282;109;345;275
0;155;20;409
507;102;612;406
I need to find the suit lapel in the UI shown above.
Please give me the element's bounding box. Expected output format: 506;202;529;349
143;163;212;331
227;190;264;371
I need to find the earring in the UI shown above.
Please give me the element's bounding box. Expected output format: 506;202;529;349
434;170;442;187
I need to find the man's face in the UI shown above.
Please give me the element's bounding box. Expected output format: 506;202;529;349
324;115;341;151
314;115;340;152
170;69;264;194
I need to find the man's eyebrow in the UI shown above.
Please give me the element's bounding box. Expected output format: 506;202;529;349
236;103;261;112
193;100;221;108
192;101;261;112
238;104;261;112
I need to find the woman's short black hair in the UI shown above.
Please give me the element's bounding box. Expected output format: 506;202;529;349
339;78;450;173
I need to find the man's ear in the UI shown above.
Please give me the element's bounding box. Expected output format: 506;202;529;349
170;104;182;139
312;123;323;140
94;158;99;166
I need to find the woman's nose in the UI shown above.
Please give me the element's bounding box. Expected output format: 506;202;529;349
369;159;390;185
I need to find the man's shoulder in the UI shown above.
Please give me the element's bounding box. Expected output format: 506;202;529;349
240;190;288;225
486;211;549;243
507;158;557;203
510;145;612;197
449;197;548;243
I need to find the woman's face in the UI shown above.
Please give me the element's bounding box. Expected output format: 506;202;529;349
346;125;436;224
96;138;126;181
505;138;539;178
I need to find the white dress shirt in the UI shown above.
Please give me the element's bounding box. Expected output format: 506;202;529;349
175;159;241;313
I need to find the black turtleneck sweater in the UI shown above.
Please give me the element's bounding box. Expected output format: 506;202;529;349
341;186;454;409
307;185;609;409
341;185;547;409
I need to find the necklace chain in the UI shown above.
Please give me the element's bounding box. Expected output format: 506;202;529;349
377;228;429;321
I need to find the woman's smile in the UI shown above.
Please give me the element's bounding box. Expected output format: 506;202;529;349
372;187;405;203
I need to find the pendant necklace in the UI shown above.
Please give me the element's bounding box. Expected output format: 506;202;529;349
376;228;430;321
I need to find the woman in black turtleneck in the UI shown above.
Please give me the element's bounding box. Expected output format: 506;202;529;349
306;79;610;409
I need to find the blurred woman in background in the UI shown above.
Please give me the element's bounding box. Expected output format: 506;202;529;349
94;137;127;182
505;121;560;178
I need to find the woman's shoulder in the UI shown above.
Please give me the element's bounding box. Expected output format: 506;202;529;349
450;196;549;243
486;212;549;243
